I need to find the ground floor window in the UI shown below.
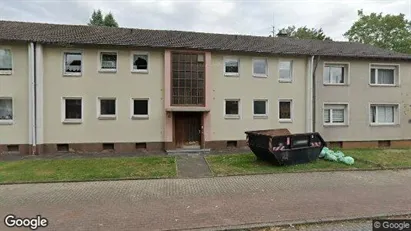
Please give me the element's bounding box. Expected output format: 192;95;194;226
370;104;398;125
253;99;267;117
0;98;13;123
278;99;292;121
224;99;240;119
132;99;149;119
324;104;348;125
98;98;116;119
63;98;82;123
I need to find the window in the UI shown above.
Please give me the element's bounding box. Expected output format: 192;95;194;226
370;65;397;85
132;99;149;119
63;98;82;123
132;53;148;72
0;98;13;124
99;52;117;71
252;58;267;77
279;100;292;121
98;98;116;119
279;61;292;82
370;104;398;125
0;49;12;74
63;52;82;76
224;99;240;118
224;58;239;76
324;64;348;84
253;100;268;117
324;104;348;125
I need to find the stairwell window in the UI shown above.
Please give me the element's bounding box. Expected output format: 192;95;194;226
131;52;149;73
370;64;398;86
324;63;349;85
62;98;82;124
0;98;13;124
323;104;348;126
99;51;117;72
370;104;399;125
63;52;82;76
0;49;12;75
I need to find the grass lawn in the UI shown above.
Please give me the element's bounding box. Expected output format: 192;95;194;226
344;148;411;168
205;153;376;176
0;156;176;183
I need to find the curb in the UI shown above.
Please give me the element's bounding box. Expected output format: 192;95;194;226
167;211;411;231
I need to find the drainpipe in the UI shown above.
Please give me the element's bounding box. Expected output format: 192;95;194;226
306;56;315;133
28;42;37;154
311;55;320;133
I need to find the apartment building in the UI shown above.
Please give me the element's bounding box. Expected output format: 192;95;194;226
0;20;411;155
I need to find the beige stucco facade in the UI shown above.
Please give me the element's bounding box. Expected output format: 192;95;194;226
315;58;411;141
42;45;165;144
0;42;29;145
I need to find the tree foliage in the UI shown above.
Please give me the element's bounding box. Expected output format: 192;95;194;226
344;10;411;53
88;10;119;27
277;26;332;41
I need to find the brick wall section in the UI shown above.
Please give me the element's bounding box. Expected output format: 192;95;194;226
342;141;379;149
391;140;411;148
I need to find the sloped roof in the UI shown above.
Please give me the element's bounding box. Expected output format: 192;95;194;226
1;20;410;60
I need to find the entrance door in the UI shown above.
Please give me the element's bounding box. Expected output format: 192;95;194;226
174;112;202;148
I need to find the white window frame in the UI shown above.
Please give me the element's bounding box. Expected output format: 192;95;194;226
131;98;150;120
224;99;241;119
98;50;118;73
62;97;83;124
252;58;268;78
278;99;293;123
97;97;117;120
323;62;350;85
130;51;149;73
0;47;13;75
0;97;14;125
323;103;349;126
253;99;268;118
369;103;400;126
63;51;83;77
369;63;399;87
223;57;240;77
278;60;293;82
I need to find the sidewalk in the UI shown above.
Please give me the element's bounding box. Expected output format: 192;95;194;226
1;170;411;231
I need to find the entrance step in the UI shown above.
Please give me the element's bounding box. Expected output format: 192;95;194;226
166;149;211;155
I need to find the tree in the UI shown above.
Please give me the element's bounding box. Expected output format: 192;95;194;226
103;12;119;28
88;10;119;27
88;10;104;26
344;10;411;54
277;26;332;41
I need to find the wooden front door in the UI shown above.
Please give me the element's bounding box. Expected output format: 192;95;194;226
174;112;202;148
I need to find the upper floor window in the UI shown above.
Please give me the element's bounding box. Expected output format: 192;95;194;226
99;51;117;72
0;98;13;124
252;58;268;77
64;52;82;76
224;58;239;76
132;52;148;73
279;61;292;82
370;104;399;125
0;49;12;75
324;63;348;85
324;104;348;125
370;64;398;86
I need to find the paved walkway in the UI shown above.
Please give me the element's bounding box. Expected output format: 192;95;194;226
1;170;411;231
176;154;212;178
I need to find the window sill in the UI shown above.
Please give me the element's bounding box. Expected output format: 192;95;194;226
224;115;240;120
131;70;149;74
0;120;13;125
323;124;348;127
369;84;398;87
279;79;292;83
63;73;82;77
131;115;149;120
253;74;268;78
323;83;348;86
224;73;239;77
0;71;12;75
62;120;82;124
99;69;117;73
253;115;268;119
369;123;399;127
98;115;117;120
279;119;292;123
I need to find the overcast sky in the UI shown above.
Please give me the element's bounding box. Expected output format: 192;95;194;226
0;0;410;41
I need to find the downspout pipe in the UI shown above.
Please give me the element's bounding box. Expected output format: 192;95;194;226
311;55;320;133
29;42;37;155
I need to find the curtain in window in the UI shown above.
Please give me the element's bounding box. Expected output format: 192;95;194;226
325;66;343;84
377;106;394;123
332;109;345;123
377;69;394;84
0;49;12;70
324;109;330;123
0;99;13;120
253;60;267;75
